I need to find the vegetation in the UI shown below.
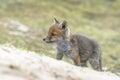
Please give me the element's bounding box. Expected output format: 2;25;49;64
0;0;120;75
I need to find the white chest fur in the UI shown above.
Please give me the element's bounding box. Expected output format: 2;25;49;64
56;40;75;60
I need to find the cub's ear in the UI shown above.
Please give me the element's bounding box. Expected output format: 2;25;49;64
59;20;67;29
54;18;59;24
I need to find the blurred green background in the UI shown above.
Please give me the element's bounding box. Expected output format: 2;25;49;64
0;0;120;75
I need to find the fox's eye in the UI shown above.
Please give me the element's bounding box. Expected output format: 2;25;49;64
51;33;55;36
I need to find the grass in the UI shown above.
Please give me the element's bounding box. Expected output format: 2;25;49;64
0;0;120;75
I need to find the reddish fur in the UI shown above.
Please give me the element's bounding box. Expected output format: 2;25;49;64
47;24;62;40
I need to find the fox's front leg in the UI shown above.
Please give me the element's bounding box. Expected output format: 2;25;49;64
56;53;63;60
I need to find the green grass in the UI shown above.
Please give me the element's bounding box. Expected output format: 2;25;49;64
0;0;120;75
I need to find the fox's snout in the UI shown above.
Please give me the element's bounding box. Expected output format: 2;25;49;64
43;38;46;41
43;37;51;43
43;37;58;43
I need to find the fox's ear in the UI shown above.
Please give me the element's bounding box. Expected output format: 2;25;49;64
59;20;67;29
54;18;59;24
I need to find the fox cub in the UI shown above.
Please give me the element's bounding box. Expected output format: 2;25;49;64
43;18;102;71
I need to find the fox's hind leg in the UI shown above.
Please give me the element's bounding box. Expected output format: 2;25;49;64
80;60;87;67
89;47;102;71
74;56;81;66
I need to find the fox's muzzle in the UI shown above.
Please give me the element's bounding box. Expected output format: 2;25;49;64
43;38;50;43
43;38;56;43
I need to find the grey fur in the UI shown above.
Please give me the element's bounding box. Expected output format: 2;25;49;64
56;40;75;60
56;34;102;71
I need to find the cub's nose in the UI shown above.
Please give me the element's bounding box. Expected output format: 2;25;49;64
43;38;46;41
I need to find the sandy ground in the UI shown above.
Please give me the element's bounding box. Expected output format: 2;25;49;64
0;46;119;80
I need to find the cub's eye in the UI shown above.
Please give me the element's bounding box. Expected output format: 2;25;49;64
51;33;55;36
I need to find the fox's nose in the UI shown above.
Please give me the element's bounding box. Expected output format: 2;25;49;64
43;38;46;41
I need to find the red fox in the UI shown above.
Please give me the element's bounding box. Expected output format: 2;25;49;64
43;18;102;71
